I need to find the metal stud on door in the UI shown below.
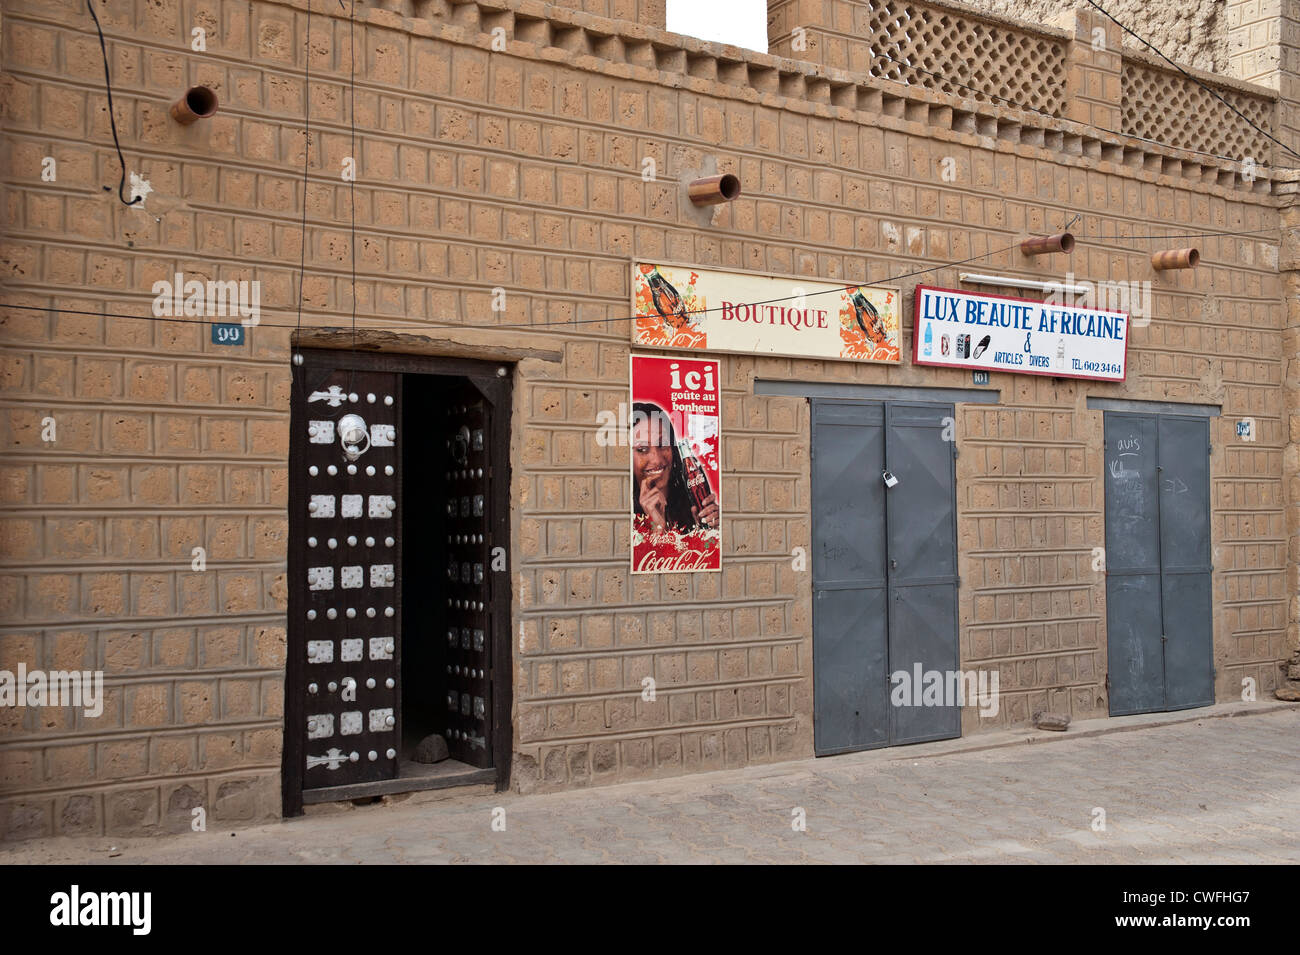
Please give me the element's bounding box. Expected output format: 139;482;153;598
296;367;402;790
443;396;493;767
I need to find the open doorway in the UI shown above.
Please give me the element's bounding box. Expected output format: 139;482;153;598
399;374;498;784
283;350;512;815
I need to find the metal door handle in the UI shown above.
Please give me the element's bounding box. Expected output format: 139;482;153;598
890;559;898;570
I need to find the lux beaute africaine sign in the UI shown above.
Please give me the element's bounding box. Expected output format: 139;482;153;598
632;262;901;364
913;285;1129;382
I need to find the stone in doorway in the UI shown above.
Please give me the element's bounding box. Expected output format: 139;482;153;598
1033;710;1071;732
413;734;450;763
1276;683;1300;702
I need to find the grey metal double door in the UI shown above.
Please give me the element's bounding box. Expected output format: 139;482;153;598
1103;412;1213;715
811;399;960;755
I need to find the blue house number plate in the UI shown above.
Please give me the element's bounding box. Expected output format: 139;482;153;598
211;323;245;345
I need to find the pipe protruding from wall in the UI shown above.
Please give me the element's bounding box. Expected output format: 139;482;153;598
1020;233;1075;256
1151;248;1200;270
688;174;741;206
170;86;219;125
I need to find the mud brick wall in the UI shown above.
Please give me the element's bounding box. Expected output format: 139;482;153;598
0;0;1291;836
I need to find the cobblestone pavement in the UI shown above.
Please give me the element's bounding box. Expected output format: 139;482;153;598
6;707;1299;864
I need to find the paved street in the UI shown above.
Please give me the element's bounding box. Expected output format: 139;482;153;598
6;706;1298;864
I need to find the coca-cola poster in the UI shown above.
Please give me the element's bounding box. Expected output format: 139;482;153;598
629;354;722;574
632;261;900;364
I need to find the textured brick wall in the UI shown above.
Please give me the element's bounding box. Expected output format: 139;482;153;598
547;0;664;26
0;0;1291;835
1228;1;1300;192
1226;0;1300;673
1283;174;1300;664
0;0;298;838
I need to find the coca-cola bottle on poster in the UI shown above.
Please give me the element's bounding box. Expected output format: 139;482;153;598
647;267;689;330
676;436;714;517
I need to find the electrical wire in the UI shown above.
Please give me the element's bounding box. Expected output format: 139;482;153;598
348;0;358;350
345;0;359;397
1080;0;1300;164
85;0;143;207
0;224;1280;334
1044;227;1280;241
296;0;314;336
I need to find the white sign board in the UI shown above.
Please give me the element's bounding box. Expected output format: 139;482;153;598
912;285;1129;382
632;263;902;364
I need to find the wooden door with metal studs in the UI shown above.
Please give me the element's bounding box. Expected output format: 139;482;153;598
289;359;403;795
284;349;512;815
440;391;494;768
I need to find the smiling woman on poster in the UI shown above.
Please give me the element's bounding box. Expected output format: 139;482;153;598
629;354;722;574
631;402;719;533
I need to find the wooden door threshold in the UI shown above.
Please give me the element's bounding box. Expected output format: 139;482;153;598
302;761;495;804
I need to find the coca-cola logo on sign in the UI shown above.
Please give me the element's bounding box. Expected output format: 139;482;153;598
635;549;717;573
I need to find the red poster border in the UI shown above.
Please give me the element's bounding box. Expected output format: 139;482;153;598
911;284;1130;383
628;353;723;575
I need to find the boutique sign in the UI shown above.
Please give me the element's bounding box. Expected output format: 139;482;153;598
912;285;1129;382
632;262;902;364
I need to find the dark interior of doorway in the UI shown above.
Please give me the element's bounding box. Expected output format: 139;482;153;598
398;372;488;786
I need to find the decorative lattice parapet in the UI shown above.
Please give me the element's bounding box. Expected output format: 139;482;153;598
1122;49;1277;171
769;0;1280;175
769;0;1069;116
